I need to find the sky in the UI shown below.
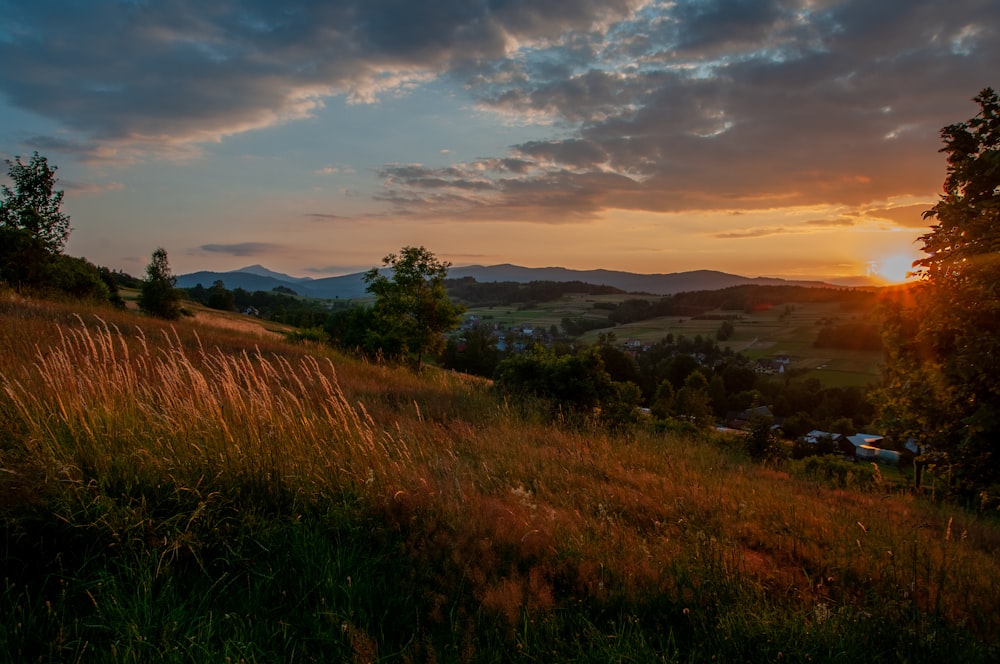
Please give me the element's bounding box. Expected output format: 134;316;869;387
0;0;997;283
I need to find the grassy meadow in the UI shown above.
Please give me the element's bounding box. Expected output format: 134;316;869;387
2;290;999;662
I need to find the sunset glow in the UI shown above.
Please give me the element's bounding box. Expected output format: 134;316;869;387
1;1;996;282
869;253;920;284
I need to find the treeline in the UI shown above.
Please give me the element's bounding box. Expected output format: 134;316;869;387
0;230;127;307
184;280;346;329
445;279;877;321
560;316;610;336
443;324;876;436
0;153;137;308
604;285;878;326
445;276;624;306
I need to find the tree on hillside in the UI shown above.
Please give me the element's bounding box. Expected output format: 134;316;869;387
674;370;713;427
363;246;464;372
876;88;1000;495
0;152;71;254
139;247;182;320
207;279;235;311
440;321;500;377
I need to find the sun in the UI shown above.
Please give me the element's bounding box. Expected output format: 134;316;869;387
868;253;918;284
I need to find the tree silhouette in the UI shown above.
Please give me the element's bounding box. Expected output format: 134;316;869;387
363;246;464;372
877;88;1000;494
139;247;182;320
0;152;71;254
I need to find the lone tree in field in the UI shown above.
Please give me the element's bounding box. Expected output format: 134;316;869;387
363;246;464;372
877;88;1000;495
0;152;72;254
139;247;182;320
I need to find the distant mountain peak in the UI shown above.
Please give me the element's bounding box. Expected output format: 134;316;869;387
234;265;313;283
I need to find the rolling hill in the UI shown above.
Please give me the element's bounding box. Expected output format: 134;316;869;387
177;263;844;300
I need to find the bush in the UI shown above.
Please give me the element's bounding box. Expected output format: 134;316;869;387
800;455;876;489
286;326;330;345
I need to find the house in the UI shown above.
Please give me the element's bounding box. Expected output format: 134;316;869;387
801;430;846;455
803;430;844;445
845;433;900;465
855;444;880;461
725;405;779;431
754;358;784;374
875;448;902;464
846;433;884;451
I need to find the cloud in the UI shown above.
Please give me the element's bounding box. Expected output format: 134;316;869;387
0;0;640;154
62;180;125;195
863;202;934;228
199;242;283;256
2;0;996;224
360;1;996;221
715;215;863;238
805;218;859;227
714;226;792;239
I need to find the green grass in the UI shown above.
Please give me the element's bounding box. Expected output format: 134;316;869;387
2;290;998;662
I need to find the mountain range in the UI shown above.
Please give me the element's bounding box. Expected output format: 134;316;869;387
175;263;866;300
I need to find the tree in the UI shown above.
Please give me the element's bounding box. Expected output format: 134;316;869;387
440;321;500;377
650;379;675;420
0;152;71;253
876;88;1000;495
494;345;619;421
674;370;713;427
745;409;782;462
207;279;235;311
139;247;182;320
0;226;50;288
363;246;464;371
716;319;735;341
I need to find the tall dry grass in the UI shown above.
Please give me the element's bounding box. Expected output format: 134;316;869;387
2;290;999;659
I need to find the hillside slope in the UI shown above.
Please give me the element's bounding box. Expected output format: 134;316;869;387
1;291;997;662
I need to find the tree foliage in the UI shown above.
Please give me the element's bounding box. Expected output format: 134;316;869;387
0;152;71;254
207;279;236;311
363;246;464;371
877;88;1000;495
439;321;500;377
0;153;122;304
139;247;182;320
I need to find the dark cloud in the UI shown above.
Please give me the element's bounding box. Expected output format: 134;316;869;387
200;242;283;256
669;0;799;56
0;0;638;148
389;0;996;220
2;0;996;222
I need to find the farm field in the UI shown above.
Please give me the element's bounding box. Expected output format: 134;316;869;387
468;294;883;387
